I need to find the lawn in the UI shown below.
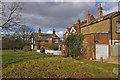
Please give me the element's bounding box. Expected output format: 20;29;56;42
2;50;119;78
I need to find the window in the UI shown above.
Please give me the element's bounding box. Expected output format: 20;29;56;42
63;45;65;50
41;41;45;43
54;39;58;43
116;22;120;33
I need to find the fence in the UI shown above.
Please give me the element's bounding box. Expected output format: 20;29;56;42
110;45;120;56
37;49;40;53
45;50;61;55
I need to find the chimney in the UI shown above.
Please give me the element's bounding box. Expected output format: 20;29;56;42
77;19;80;34
98;3;103;20
87;10;90;24
38;28;41;36
53;28;56;37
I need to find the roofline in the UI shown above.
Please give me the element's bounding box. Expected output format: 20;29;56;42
80;11;120;28
83;32;110;35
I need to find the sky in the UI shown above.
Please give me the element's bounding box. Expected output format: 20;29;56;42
2;0;120;39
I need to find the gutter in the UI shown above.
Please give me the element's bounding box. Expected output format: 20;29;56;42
80;12;120;28
110;18;112;45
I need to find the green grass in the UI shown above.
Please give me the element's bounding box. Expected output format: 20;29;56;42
2;50;119;78
2;50;53;67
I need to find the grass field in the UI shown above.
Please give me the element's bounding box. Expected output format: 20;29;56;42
2;50;119;78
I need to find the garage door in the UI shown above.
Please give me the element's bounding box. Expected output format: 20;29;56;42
95;44;108;60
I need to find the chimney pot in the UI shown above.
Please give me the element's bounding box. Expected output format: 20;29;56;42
99;3;101;7
77;19;80;34
53;28;55;37
88;10;89;13
98;3;103;19
38;28;41;36
87;10;90;24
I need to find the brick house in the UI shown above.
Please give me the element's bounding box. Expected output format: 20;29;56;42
62;4;120;59
31;28;60;50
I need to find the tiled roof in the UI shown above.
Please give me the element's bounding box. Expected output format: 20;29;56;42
32;33;59;41
80;15;96;27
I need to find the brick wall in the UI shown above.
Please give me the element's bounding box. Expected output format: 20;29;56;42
82;33;110;59
81;19;110;35
48;38;52;44
61;44;68;56
40;41;48;45
95;33;110;44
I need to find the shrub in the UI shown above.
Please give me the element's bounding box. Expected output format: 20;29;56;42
65;33;84;57
45;43;59;50
23;45;31;51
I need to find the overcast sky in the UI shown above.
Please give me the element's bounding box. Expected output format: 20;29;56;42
4;0;119;39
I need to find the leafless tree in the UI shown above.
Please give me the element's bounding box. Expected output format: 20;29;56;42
0;2;22;30
14;25;35;44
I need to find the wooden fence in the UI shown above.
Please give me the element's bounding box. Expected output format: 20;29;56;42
110;45;120;56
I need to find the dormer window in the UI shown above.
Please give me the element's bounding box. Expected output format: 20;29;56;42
116;21;120;33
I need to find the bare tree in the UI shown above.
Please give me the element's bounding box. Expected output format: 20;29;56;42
14;25;35;44
0;2;22;30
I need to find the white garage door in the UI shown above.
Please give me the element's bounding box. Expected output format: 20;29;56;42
96;44;108;60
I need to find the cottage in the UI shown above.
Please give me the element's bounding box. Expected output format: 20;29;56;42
31;28;60;51
62;3;120;60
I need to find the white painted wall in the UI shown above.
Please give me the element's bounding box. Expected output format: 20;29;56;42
31;44;33;49
109;40;120;45
64;28;69;34
32;38;33;43
37;49;40;52
45;50;61;55
110;45;120;56
70;27;76;33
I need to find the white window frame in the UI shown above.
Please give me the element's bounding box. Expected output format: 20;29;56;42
63;45;65;50
54;39;58;43
116;22;120;33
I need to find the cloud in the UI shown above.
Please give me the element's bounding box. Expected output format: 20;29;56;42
3;2;118;36
2;0;96;2
56;31;64;39
46;30;53;34
96;0;120;2
103;6;118;15
21;2;96;29
46;30;64;39
101;2;118;15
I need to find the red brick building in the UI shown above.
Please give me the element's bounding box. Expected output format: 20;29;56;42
62;3;120;60
31;28;60;50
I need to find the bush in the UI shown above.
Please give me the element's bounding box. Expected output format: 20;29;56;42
23;45;31;51
45;43;59;50
65;33;84;57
